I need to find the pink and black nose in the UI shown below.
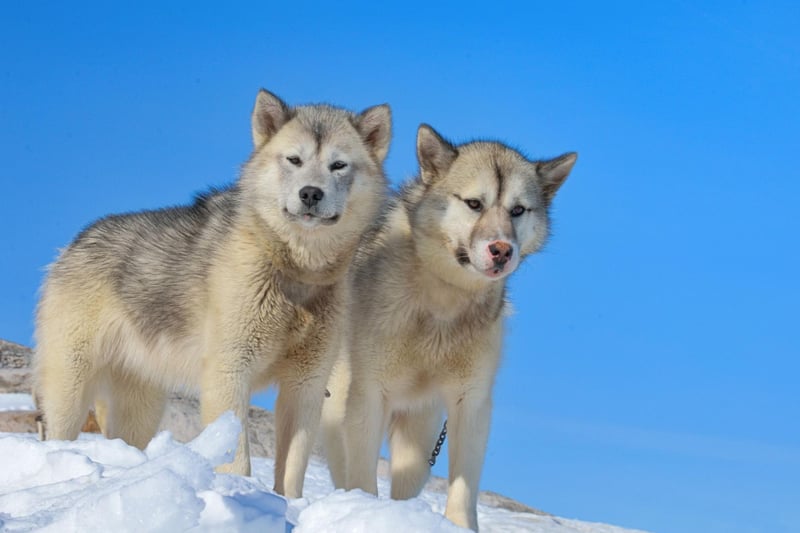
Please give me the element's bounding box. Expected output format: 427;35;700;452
488;241;513;267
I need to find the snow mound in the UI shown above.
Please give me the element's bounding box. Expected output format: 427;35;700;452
0;406;646;532
0;412;286;532
294;489;467;532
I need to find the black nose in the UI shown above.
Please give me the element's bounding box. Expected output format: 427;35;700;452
488;241;513;266
299;186;324;208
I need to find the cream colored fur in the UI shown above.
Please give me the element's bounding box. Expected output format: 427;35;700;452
34;89;391;499
322;124;576;530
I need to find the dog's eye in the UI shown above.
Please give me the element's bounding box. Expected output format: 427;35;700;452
464;198;483;212
510;205;526;217
286;156;303;167
330;161;348;171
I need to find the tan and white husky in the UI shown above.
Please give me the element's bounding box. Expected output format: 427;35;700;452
322;124;576;530
34;89;391;498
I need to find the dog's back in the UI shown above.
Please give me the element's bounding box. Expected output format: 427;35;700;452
48;189;234;339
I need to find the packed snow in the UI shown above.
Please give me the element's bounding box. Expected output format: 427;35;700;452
0;393;35;412
0;394;645;532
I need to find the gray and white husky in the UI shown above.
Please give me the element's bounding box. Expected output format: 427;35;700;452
322;124;576;530
33;89;391;498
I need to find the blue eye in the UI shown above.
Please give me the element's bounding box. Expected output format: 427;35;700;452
510;205;525;217
330;161;347;171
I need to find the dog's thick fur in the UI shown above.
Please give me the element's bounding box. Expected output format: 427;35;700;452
322;125;576;530
33;89;391;497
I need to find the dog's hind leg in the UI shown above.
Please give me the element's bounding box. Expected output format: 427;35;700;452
389;405;443;499
34;338;95;442
33;291;99;442
102;368;167;449
36;351;92;440
34;282;109;442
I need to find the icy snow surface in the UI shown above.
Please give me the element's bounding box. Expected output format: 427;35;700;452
0;393;35;412
0;403;646;532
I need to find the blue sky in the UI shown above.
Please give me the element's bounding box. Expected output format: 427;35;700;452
1;2;798;532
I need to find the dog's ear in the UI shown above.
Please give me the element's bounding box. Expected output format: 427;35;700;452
356;104;392;163
536;152;577;204
417;124;458;185
251;89;291;149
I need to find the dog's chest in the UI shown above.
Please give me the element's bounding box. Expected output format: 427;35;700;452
382;318;484;402
393;307;486;374
236;272;338;352
279;277;331;309
279;279;337;332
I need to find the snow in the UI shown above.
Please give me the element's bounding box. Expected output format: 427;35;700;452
0;394;646;532
0;393;35;412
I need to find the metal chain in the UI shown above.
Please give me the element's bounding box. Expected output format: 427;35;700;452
428;420;448;466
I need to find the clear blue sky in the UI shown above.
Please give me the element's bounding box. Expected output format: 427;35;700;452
1;2;798;532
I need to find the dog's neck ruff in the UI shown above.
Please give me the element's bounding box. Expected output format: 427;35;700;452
271;242;352;286
410;253;507;324
242;207;354;286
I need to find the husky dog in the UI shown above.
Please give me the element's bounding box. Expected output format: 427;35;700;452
34;89;391;497
322;124;576;530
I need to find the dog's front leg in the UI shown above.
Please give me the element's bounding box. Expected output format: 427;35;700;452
443;388;492;531
320;344;351;489
273;350;334;498
201;354;253;476
343;378;387;494
275;325;339;498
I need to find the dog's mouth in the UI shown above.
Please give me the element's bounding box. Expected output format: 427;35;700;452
283;208;340;226
483;266;509;278
455;244;512;279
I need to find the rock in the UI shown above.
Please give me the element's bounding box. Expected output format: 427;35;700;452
0;339;31;369
0;339;33;393
0;410;39;433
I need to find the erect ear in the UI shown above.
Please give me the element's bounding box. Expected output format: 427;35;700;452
251;89;291;149
537;152;577;204
416;124;458;185
355;104;392;163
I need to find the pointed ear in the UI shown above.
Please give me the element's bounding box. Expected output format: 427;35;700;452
251;89;291;149
537;152;577;204
416;124;458;185
355;104;392;163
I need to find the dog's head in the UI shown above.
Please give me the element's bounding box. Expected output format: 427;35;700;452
410;124;576;287
242;89;390;236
